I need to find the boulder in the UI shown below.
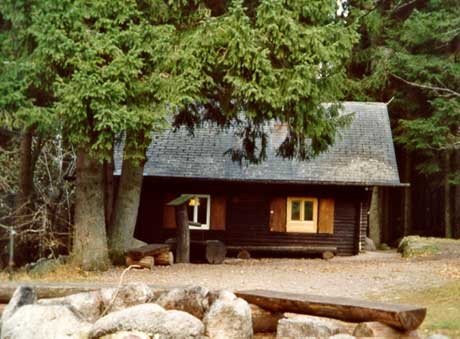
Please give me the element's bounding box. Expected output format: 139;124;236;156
156;286;210;319
38;291;102;322
276;316;344;338
1;304;91;339
100;331;150;339
89;303;204;339
353;321;419;338
1;286;37;324
398;236;439;257
28;256;67;276
203;290;252;339
364;237;376;251
100;283;153;313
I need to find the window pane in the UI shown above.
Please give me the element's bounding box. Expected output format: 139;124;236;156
291;200;301;220
197;197;208;224
304;201;313;221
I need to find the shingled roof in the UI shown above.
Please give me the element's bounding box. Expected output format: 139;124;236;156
114;102;401;186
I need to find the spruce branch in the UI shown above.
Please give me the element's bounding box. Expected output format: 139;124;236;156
390;73;460;98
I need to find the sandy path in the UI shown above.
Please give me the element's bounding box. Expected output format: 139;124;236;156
94;251;460;299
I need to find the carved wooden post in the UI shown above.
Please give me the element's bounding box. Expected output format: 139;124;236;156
175;203;190;263
166;194;194;264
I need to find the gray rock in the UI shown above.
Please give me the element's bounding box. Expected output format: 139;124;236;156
329;335;356;339
428;335;450;339
276;316;343;338
38;291;102;322
29;257;66;276
203;290;252;339
157;285;210;319
100;283;153;313
89;303;204;339
1;286;37;324
100;331;150;339
1;304;91;339
364;237;376;251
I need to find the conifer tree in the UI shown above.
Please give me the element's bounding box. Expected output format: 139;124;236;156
347;0;460;237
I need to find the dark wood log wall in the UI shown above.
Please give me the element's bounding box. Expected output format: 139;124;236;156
134;178;368;256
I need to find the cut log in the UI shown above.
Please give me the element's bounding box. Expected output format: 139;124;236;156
322;251;334;260
125;256;155;270
353;321;420;338
237;249;251;259
126;244;170;261
250;304;283;333
206;240;226;264
236;290;426;331
154;251;174;266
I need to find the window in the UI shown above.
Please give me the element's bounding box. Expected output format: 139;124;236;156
186;195;211;230
286;197;318;233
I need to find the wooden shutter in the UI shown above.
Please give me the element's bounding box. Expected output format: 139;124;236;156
318;198;335;234
210;195;226;230
269;197;287;232
163;193;177;229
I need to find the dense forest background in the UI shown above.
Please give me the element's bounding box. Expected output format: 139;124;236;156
0;0;458;270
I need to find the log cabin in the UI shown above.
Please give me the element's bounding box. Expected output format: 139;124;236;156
114;102;403;257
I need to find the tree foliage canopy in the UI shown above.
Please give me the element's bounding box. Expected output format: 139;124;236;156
347;0;459;176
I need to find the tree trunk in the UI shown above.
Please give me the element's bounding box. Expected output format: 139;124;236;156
443;150;452;238
104;156;115;228
403;152;412;236
16;126;34;217
108;132;147;262
72;148;110;271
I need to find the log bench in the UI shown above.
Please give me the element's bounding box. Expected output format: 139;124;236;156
226;245;337;260
236;289;426;331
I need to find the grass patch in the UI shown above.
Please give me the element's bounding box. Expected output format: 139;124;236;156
374;281;460;337
0;264;100;282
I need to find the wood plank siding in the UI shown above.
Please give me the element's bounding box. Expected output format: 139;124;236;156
134;178;369;256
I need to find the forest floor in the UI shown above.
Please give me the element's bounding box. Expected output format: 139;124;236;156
1;238;460;336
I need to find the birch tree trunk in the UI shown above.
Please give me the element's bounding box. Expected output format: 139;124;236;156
16;126;34;215
72;148;110;271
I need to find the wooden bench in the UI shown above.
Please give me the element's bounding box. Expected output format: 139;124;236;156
236;289;426;332
226;245;337;260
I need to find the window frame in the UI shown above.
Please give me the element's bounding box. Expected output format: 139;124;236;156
286;197;318;233
186;194;211;230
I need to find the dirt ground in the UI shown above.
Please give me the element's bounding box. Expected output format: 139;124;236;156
1;240;460;336
95;249;460;300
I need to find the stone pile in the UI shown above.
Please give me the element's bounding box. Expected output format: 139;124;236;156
0;284;422;338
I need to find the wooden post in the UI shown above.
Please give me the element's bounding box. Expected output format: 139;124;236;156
175;203;190;263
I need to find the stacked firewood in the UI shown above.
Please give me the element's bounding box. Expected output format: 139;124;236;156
125;244;174;270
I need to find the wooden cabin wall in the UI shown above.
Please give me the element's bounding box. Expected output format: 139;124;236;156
134;178;369;256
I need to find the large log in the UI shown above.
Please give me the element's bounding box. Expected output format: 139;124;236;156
154;251;174;266
205;240;226;264
0;282;172;304
236;290;426;331
127;244;170;261
125;256;155;270
353;321;420;338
